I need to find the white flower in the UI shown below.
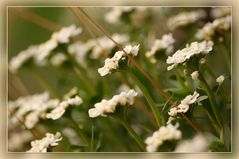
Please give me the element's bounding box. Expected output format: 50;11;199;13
50;53;67;67
104;7;134;24
168;107;178;117
166;116;175;125
167;10;206;30
177;91;199;113
174;134;209;152
34;39;58;65
9;25;82;70
196;16;231;40
67;39;102;67
98;58;119;76
88;89;138;118
177;103;190;113
25;111;41;129
216;75;225;85
98;44;140;76
46;96;83;120
168;91;200;119
210;7;231;18
9;92;60;129
145;123;182;152
27;132;62;153
9;45;38;73
191;71;199;80
123;44;140;56
51;25;82;43
166;41;214;70
146;33;175;63
90;34;129;59
181;91;200;105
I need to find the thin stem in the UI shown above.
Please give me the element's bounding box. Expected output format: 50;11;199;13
74;7;201;133
198;72;223;128
69;8;107;53
75;7;172;103
10;74;29;96
9;8;60;32
117;72;158;128
202;107;220;135
68;116;89;147
112;116;146;151
127;71;162;127
90;126;94;151
180;113;200;133
215;85;221;95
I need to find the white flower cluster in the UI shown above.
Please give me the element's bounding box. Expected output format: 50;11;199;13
104;7;147;24
9;45;38;73
145;123;182;152
9;91;83;128
166;41;214;71
210;7;231;18
216;75;225;85
46;95;83;120
167;91;200;124
67;34;129;67
9;92;59;129
98;44;140;76
167;10;206;30
9;25;82;73
105;7;134;24
88;89;138;118
91;34;129;59
196;15;231;40
174;134;209;152
51;25;82;43
27;132;62;153
146;33;175;63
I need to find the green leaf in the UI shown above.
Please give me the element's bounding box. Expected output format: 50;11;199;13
210;141;226;152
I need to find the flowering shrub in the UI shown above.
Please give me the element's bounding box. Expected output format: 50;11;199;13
8;7;231;152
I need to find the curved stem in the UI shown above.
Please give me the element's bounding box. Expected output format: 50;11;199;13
112;116;146;151
127;71;162;127
75;7;172;103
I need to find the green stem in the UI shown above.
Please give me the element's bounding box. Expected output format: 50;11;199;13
68;116;89;147
90;126;94;151
198;73;223;129
202;107;220;135
127;71;162;127
113;116;146;151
